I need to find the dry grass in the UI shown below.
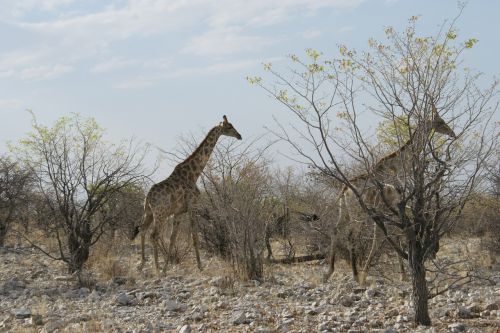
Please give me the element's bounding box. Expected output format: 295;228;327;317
85;233;141;286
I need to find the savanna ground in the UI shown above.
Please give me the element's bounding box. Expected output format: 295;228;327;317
0;226;498;333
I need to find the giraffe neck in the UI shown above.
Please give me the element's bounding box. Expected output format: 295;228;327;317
345;118;434;190
374;118;434;173
177;126;222;183
349;128;422;186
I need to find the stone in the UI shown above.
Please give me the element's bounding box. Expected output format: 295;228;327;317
41;320;66;333
190;310;204;321
457;306;478;319
88;290;101;301
231;311;248;325
30;314;44;326
179;324;191;333
485;302;498;311
115;292;134;306
163;300;187;312
414;326;435;333
112;276;127;285
12;308;31;319
448;323;466;333
365;288;379;298
467;303;482;313
480;310;490;317
395;314;407;322
78;287;90;297
340;295;354;307
3;278;26;290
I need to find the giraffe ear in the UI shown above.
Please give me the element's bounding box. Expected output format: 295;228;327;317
426;91;438;116
431;103;438;115
223;115;228;124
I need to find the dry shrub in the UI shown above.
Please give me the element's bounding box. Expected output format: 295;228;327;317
456;193;500;267
86;234;137;286
199;140;272;281
155;217;192;267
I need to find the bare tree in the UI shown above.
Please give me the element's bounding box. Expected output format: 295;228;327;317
100;183;146;241
250;11;498;326
198;138;273;280
13;113;151;273
0;156;33;247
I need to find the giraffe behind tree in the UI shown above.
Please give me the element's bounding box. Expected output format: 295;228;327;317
131;115;242;272
324;97;456;284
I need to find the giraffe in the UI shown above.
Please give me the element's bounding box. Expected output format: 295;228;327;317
323;100;456;284
131;115;242;272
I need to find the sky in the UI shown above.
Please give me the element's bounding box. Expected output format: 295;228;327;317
1;0;499;175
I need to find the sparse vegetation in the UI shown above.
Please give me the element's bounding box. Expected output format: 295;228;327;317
249;10;498;326
0;8;498;333
11;113;151;274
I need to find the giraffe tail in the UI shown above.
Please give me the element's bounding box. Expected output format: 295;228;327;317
131;202;153;241
130;225;140;241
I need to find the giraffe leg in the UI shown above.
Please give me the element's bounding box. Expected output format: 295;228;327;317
324;195;347;283
359;220;379;286
150;227;160;273
166;215;181;267
287;238;294;259
323;236;336;282
265;225;273;260
189;208;202;271
138;207;153;266
351;248;360;284
397;238;408;281
398;255;408;281
140;233;146;263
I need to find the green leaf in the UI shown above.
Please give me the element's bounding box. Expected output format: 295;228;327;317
464;38;478;49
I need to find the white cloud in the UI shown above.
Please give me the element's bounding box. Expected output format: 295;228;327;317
181;27;270;56
0;99;22;111
301;29;322;39
206;0;361;28
92;57;172;74
0;0;75;19
15;0;202;41
0;50;72;80
170;59;259;78
1;0;363;81
114;77;156;90
340;25;355;32
19;64;73;80
91;58;139;74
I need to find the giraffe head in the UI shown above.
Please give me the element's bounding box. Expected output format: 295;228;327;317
429;104;456;138
220;115;242;140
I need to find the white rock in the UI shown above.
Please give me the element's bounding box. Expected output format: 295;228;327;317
29;314;43;326
41;320;66;333
231;311;248;325
115;292;134;306
448;323;466;333
163;300;187;312
11;308;31;319
179;324;191;333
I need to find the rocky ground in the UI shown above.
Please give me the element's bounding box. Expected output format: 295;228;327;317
0;242;498;333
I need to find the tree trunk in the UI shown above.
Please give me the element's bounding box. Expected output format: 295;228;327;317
0;209;14;247
0;221;6;247
67;220;92;273
244;227;263;281
409;240;431;326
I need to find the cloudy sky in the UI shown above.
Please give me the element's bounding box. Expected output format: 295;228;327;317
1;0;498;171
